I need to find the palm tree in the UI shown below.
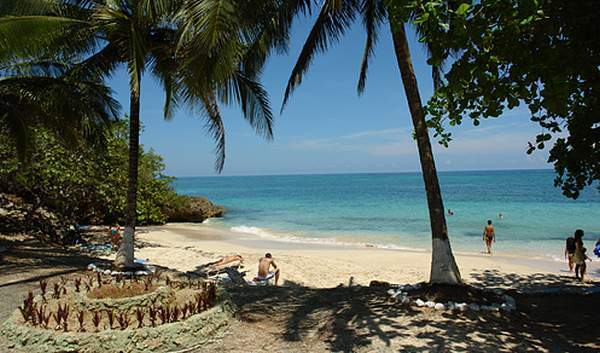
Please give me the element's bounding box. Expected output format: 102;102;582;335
0;60;120;160
0;0;296;268
282;0;461;284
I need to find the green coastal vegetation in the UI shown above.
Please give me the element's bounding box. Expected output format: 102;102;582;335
0;121;204;231
0;0;599;351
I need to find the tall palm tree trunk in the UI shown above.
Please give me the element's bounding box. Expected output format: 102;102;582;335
389;21;461;284
115;87;140;269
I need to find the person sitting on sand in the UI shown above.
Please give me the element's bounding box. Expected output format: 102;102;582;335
573;229;592;281
482;220;495;254
254;253;280;285
565;234;577;272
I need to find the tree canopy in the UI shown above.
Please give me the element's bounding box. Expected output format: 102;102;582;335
409;0;600;198
0;120;178;227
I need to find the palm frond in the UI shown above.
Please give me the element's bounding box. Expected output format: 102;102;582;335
282;0;361;110
357;0;386;94
230;71;274;139
200;93;226;172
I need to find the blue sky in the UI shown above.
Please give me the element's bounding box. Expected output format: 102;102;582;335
108;14;550;177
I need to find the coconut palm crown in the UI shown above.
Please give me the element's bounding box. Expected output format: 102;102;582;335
0;0;311;267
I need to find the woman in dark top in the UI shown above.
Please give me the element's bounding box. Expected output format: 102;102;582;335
572;229;591;281
565;235;576;272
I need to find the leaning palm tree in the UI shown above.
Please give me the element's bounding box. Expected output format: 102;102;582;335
0;0;301;268
282;0;461;284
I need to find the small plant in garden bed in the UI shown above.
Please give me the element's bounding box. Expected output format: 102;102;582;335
18;291;36;323
117;311;131;330
92;311;101;331
39;280;48;299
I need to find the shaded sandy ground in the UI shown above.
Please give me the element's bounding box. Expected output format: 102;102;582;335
0;236;110;323
193;284;600;353
1;236;599;352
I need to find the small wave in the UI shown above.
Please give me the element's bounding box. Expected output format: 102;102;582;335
229;225;426;252
230;225;275;238
548;254;566;262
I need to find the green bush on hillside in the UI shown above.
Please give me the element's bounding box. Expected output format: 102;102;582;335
0;120;177;225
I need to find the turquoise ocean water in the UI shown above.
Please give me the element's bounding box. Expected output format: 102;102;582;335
172;170;600;258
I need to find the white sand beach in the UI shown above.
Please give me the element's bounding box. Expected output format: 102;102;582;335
122;223;599;288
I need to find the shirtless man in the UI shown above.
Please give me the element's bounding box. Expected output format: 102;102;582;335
255;253;280;285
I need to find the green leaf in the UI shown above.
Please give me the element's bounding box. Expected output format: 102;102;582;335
455;3;470;16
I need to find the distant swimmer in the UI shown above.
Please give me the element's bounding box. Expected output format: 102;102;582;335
482;220;496;254
448;209;454;216
498;213;504;220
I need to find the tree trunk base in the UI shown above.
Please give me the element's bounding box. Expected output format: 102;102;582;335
430;237;462;284
114;226;135;269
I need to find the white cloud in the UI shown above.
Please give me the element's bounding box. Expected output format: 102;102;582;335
287;124;545;161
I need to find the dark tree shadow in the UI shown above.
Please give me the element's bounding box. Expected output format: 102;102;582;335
225;273;600;352
469;269;599;293
0;237;109;283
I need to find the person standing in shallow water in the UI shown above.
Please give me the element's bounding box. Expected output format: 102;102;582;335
482;220;495;254
565;234;577;272
573;229;592;281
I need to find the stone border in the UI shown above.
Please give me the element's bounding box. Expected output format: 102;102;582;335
73;286;173;312
1;290;236;353
387;283;517;313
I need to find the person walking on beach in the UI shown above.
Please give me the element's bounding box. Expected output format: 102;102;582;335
565;234;577;272
255;253;280;285
573;229;592;281
482;220;495;254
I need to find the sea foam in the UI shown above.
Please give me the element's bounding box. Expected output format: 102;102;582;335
229;224;425;252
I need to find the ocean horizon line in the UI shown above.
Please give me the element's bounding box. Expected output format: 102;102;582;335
172;167;554;179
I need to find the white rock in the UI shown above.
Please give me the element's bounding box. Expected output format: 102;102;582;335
415;299;425;307
434;303;446;310
503;295;516;306
135;270;149;276
501;303;514;312
87;263;97;270
400;296;411;304
456;303;467;311
387;289;396;296
468;304;480;311
425;301;436;308
111;271;122;276
507;299;516;307
103;269;111;275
